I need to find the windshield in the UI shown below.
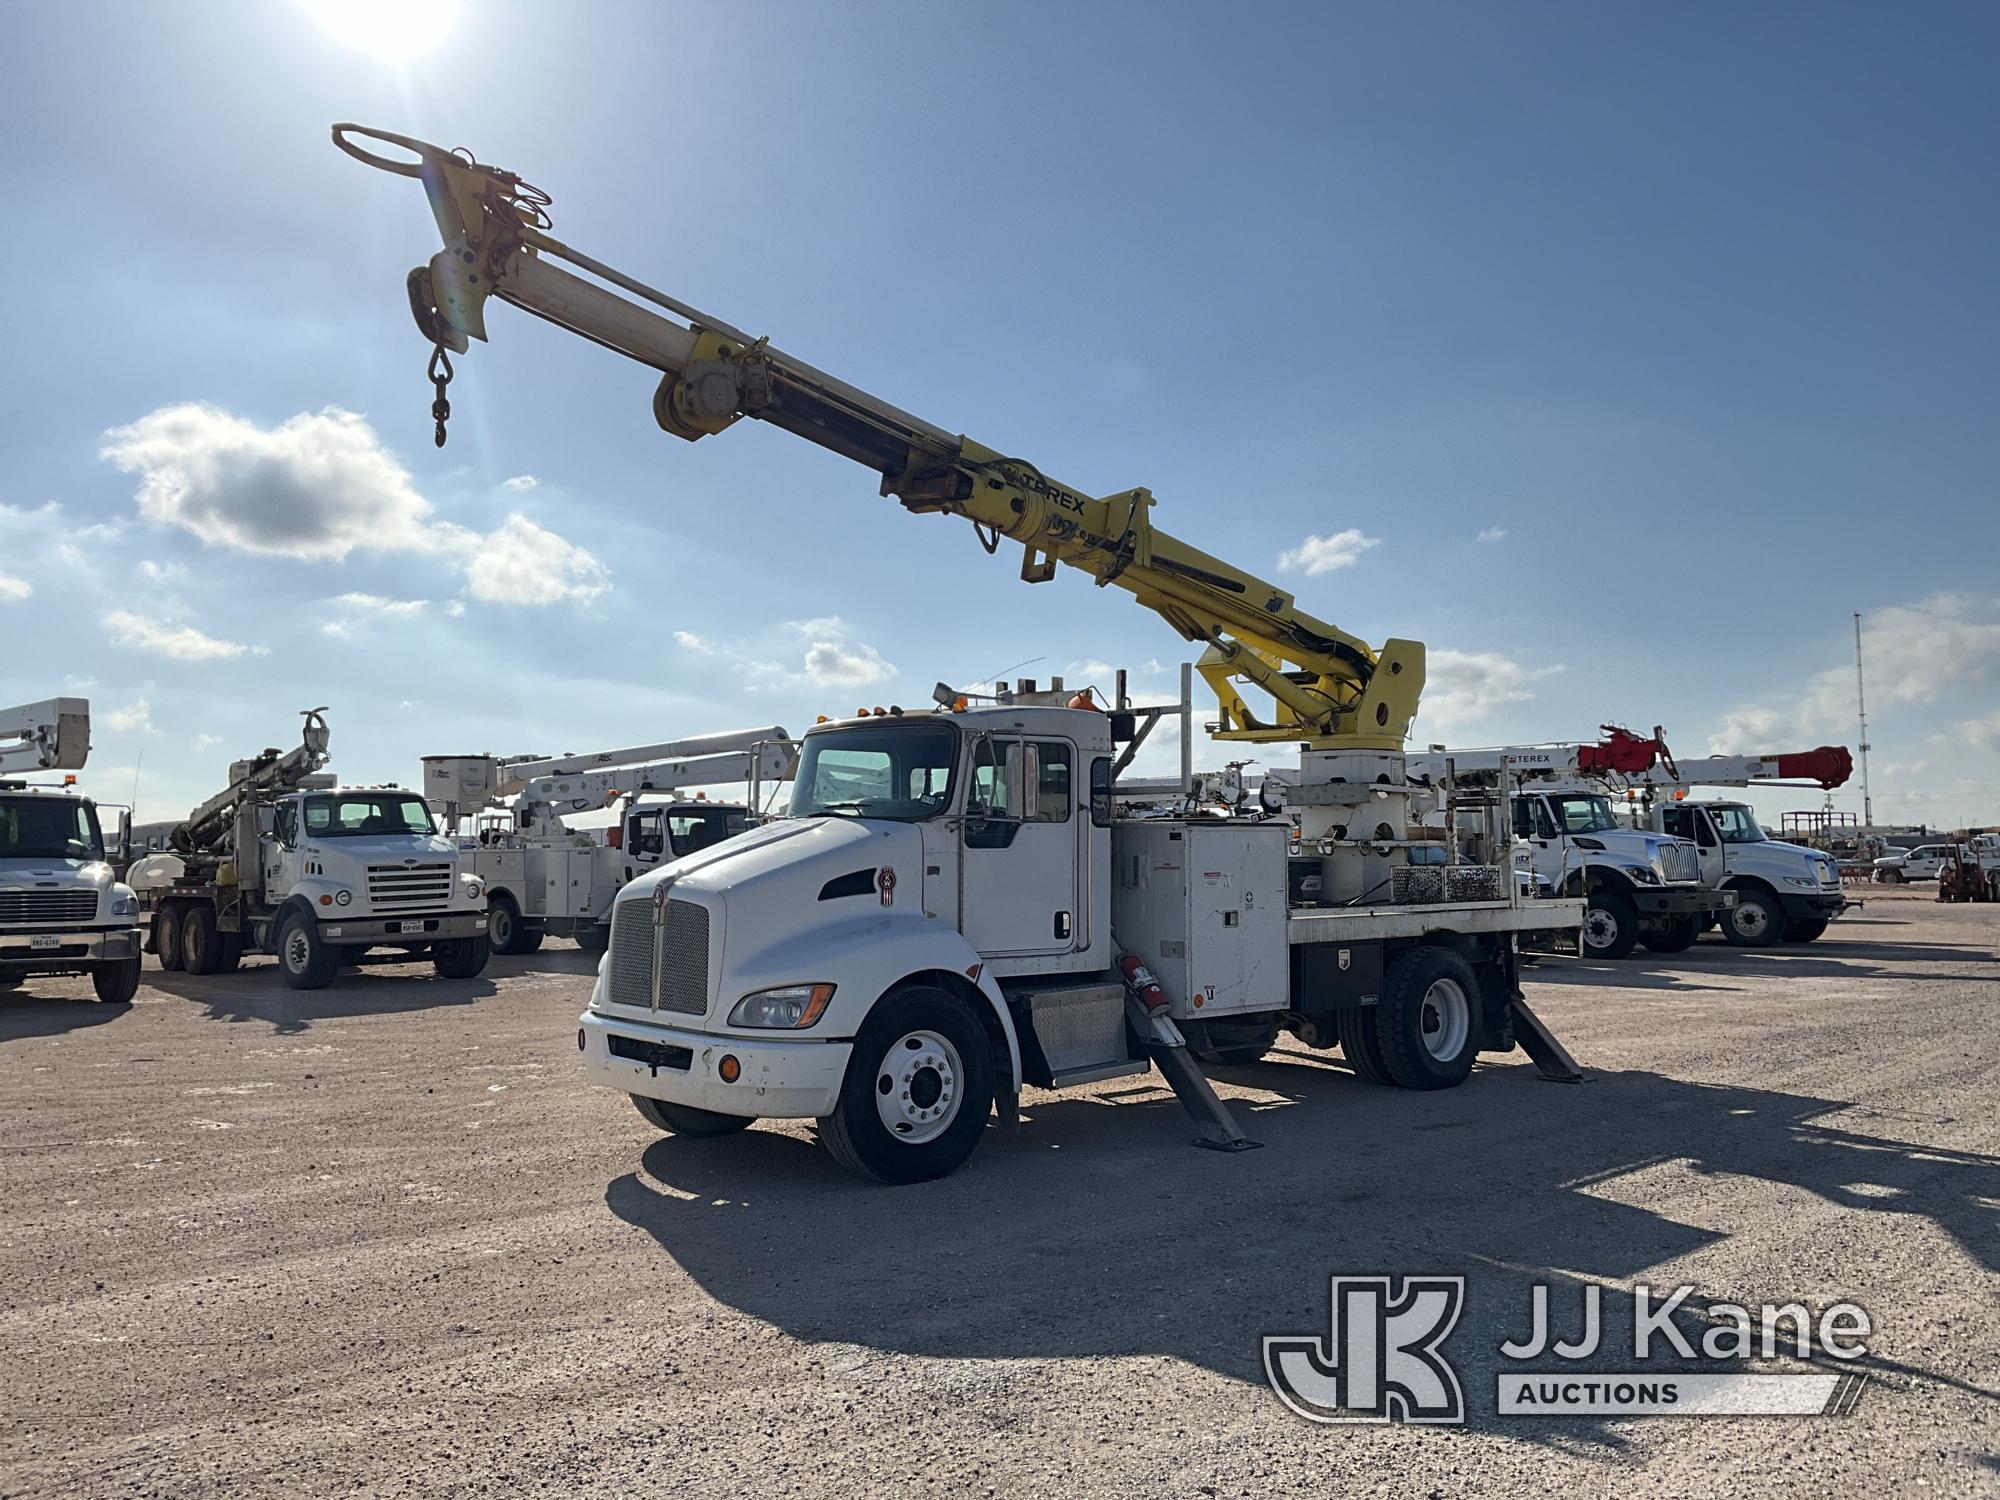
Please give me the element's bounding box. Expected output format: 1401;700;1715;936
302;792;436;839
789;721;956;822
0;795;104;862
1546;793;1619;834
1707;804;1768;844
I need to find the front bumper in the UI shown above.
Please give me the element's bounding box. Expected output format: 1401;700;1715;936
0;925;141;972
1629;886;1737;919
319;911;487;944
1781;889;1859;921
579;1008;852;1120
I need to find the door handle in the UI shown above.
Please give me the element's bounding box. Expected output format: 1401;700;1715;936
1054;910;1071;940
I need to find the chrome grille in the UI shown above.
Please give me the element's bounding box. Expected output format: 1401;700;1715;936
1659;843;1700;884
0;889;97;925
602;897;709;1015
366;863;453;908
606;902;656;1007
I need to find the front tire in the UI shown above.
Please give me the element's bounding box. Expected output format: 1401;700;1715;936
487;895;540;956
92;957;141;1003
1372;946;1480;1090
1582;889;1641;960
153;906;184;972
277;910;338;990
574;923;608;955
1782;918;1829;943
1722;887;1784;947
433;935;491;979
631;1095;755;1136
1639;916;1699;954
819;985;995;1185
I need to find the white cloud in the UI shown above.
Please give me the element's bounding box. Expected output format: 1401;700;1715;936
137;559;187;583
105;607;246;662
1278;528;1380;576
103;698;159;736
1476;526;1507;544
1708;594;2000;754
1419;648;1566;739
320;592;429;638
1877;759;1930;777
804;637;895;688
101;404;609;609
675;630;715;654
501;475;539;492
0;573;29;601
1959;711;2000;755
193;733;222;751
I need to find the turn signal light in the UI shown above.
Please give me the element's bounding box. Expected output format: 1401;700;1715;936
318;894;333;906
718;1054;742;1083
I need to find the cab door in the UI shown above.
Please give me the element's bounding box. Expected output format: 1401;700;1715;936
1512;793;1564;890
1661;805;1723;885
958;734;1081;958
266;801;302;902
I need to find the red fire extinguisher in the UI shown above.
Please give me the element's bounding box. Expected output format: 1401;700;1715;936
1119;953;1168;1013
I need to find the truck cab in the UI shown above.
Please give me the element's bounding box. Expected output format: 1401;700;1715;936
1649;798;1849;944
1508;787;1729;958
0;782;144;1002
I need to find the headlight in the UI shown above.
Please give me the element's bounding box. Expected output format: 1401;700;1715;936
460;875;483;900
1782;876;1819;888
728;983;836;1029
334;889;352;907
1627;865;1661;885
109;887;139;918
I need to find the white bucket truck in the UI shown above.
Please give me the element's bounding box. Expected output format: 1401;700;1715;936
0;699;144;1003
424;729;794;954
135;711;489;988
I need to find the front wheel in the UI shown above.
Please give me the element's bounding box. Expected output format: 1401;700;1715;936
819;985;995;1185
1782;918;1829;943
92;957;141;1004
433;935;491;980
277;911;338;990
1722;887;1785;947
1372;946;1480;1090
487;895;534;955
1581;890;1641;960
574;923;608;955
1639;916;1699;954
631;1095;754;1136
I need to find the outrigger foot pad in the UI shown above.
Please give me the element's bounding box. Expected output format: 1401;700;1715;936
1510;997;1586;1083
1126;995;1262;1152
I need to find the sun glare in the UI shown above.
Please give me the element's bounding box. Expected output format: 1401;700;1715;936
303;0;461;65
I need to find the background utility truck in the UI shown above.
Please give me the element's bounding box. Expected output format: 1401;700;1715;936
133;710;489;989
1407;731;1733;958
423;728;793;953
337;124;1590;1183
1598;744;1857;944
0;698;143;1003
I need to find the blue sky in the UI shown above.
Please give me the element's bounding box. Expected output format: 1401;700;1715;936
2;1;1995;830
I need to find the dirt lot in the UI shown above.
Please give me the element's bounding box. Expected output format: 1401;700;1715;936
3;887;1995;1498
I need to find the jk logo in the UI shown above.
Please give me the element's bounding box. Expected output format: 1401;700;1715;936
1264;1275;1466;1424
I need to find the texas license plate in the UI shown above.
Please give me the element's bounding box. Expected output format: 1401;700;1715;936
30;934;60;951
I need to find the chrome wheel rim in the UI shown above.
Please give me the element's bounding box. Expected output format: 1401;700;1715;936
285;929;310;973
1735;899;1772;937
874;1029;962;1145
1583;905;1622;951
1420;977;1470;1061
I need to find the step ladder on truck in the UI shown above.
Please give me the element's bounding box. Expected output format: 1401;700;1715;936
0;698;144;1003
337;124;1590;1183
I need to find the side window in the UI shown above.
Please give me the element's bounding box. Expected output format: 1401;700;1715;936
1534;800;1560;840
1028;741;1072;823
1660;808;1688;839
968;737;1018;819
1090;757;1113;828
302;799;331;836
1692;812;1718;849
1512;797;1536;839
274;803;297;850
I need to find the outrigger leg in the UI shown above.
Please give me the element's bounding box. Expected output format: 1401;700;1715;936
1125;994;1262;1152
1510;996;1585;1083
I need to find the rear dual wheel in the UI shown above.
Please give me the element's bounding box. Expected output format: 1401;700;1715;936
152;906;184;971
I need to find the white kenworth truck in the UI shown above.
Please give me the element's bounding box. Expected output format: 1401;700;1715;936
1406;733;1734;959
579;677;1587;1184
1598;746;1858;945
424;729;793;955
0;699;144;1004
136;711;489;989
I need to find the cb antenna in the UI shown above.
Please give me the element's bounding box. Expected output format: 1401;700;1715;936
1853;611;1873;827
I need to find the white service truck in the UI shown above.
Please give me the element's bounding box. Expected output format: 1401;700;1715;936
1406;736;1734;959
135;710;490;989
0;699;144;1003
1598;746;1858;944
424;728;793;954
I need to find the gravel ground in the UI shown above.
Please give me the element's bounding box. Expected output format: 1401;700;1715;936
3;887;1994;1498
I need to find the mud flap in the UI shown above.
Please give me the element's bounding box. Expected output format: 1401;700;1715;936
1125;995;1262;1152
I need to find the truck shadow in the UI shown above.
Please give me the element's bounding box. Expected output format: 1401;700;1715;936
144;965;498;1034
0;992;133;1043
603;1060;1998;1447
